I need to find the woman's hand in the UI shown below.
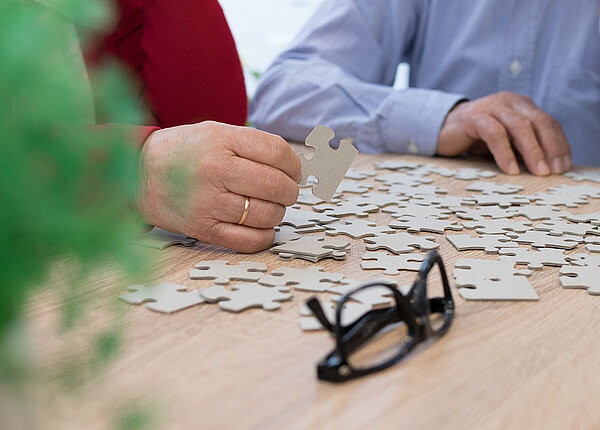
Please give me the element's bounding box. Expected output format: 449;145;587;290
138;121;301;253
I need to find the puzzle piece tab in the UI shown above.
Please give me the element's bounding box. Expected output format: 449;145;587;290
298;126;358;201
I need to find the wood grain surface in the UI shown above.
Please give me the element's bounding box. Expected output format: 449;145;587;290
27;153;600;430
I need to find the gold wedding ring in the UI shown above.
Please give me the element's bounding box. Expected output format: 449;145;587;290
237;196;250;225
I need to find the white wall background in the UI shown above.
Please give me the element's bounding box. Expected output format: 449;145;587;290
219;0;409;98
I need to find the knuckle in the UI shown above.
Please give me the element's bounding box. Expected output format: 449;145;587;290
269;136;289;163
510;118;532;135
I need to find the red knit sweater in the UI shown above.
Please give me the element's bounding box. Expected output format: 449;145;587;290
85;0;247;144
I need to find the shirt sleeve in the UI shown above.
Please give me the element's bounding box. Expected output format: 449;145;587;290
249;0;465;155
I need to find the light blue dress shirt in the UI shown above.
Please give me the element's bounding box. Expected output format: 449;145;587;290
249;0;600;165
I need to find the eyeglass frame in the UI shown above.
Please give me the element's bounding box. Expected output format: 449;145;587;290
306;250;455;382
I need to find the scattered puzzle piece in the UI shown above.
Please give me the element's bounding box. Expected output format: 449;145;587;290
296;187;341;205
565;170;600;183
335;180;373;194
584;236;600;253
298;125;358;201
280;205;338;228
137;228;197;250
327;278;411;307
530;192;588;208
546;184;600;199
374;160;423;171
451;205;518;220
364;232;438;253
452;168;497;181
468;193;530;207
201;283;292;312
270;236;350;262
564;211;600;225
466;181;524;194
258;266;344;292
498;247;568;270
120;283;204;313
379;184;447;197
462;219;532;235
314;201;380;218
361;251;425;274
565;253;600;267
299;301;372;331
324;219;395;239
389;217;463;234
383;202;452;219
413;195;476;208
506;231;582;249
190;260;267;284
274;224;326;245
375;172;433;186
559;266;600;295
446;234;518;253
344;192;408;208
533;220;600;237
344;168;376;180
505;205;570;220
453;259;538;301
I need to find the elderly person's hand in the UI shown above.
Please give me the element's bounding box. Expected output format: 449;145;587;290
138;121;301;253
437;91;572;176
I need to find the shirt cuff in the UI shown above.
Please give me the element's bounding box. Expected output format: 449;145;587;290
378;88;466;156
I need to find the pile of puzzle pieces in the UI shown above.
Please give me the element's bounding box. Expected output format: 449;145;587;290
125;126;600;330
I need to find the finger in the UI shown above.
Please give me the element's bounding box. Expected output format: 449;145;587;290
223;157;299;207
226;126;302;182
512;102;572;173
217;193;286;229
472;114;520;175
492;108;550;175
204;222;275;253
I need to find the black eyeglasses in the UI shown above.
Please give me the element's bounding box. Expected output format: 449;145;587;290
306;250;455;382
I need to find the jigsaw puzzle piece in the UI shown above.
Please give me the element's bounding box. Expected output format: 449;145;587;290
299;301;372;331
120;283;204;313
298;125;358;201
454;259;538;301
258;266;344;292
270;236;350;262
364;232;438;254
506;231;582;249
189;260;267;284
324;219;395;239
389;217;463;234
498;247;568;270
201;283;292;312
361;251;424;275
137;228;197;250
446;234;518;253
559;266;600;295
461;219;532;235
466;181;524;194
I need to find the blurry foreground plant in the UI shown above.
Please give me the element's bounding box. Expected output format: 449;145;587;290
0;0;148;395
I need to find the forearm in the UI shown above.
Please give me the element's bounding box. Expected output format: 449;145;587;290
250;57;464;155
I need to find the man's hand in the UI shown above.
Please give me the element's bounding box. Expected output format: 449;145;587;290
437;92;571;175
138;121;301;253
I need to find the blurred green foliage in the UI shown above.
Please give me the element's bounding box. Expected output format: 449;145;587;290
0;0;146;385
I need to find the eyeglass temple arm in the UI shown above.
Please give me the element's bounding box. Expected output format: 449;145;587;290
306;297;334;332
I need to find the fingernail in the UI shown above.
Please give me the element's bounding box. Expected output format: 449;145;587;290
508;161;519;175
537;160;550;176
563;155;572;171
551;157;564;174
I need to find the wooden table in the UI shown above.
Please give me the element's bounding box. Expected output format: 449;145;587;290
28;153;600;430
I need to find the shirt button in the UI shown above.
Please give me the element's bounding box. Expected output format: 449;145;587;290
407;139;419;154
509;60;522;77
